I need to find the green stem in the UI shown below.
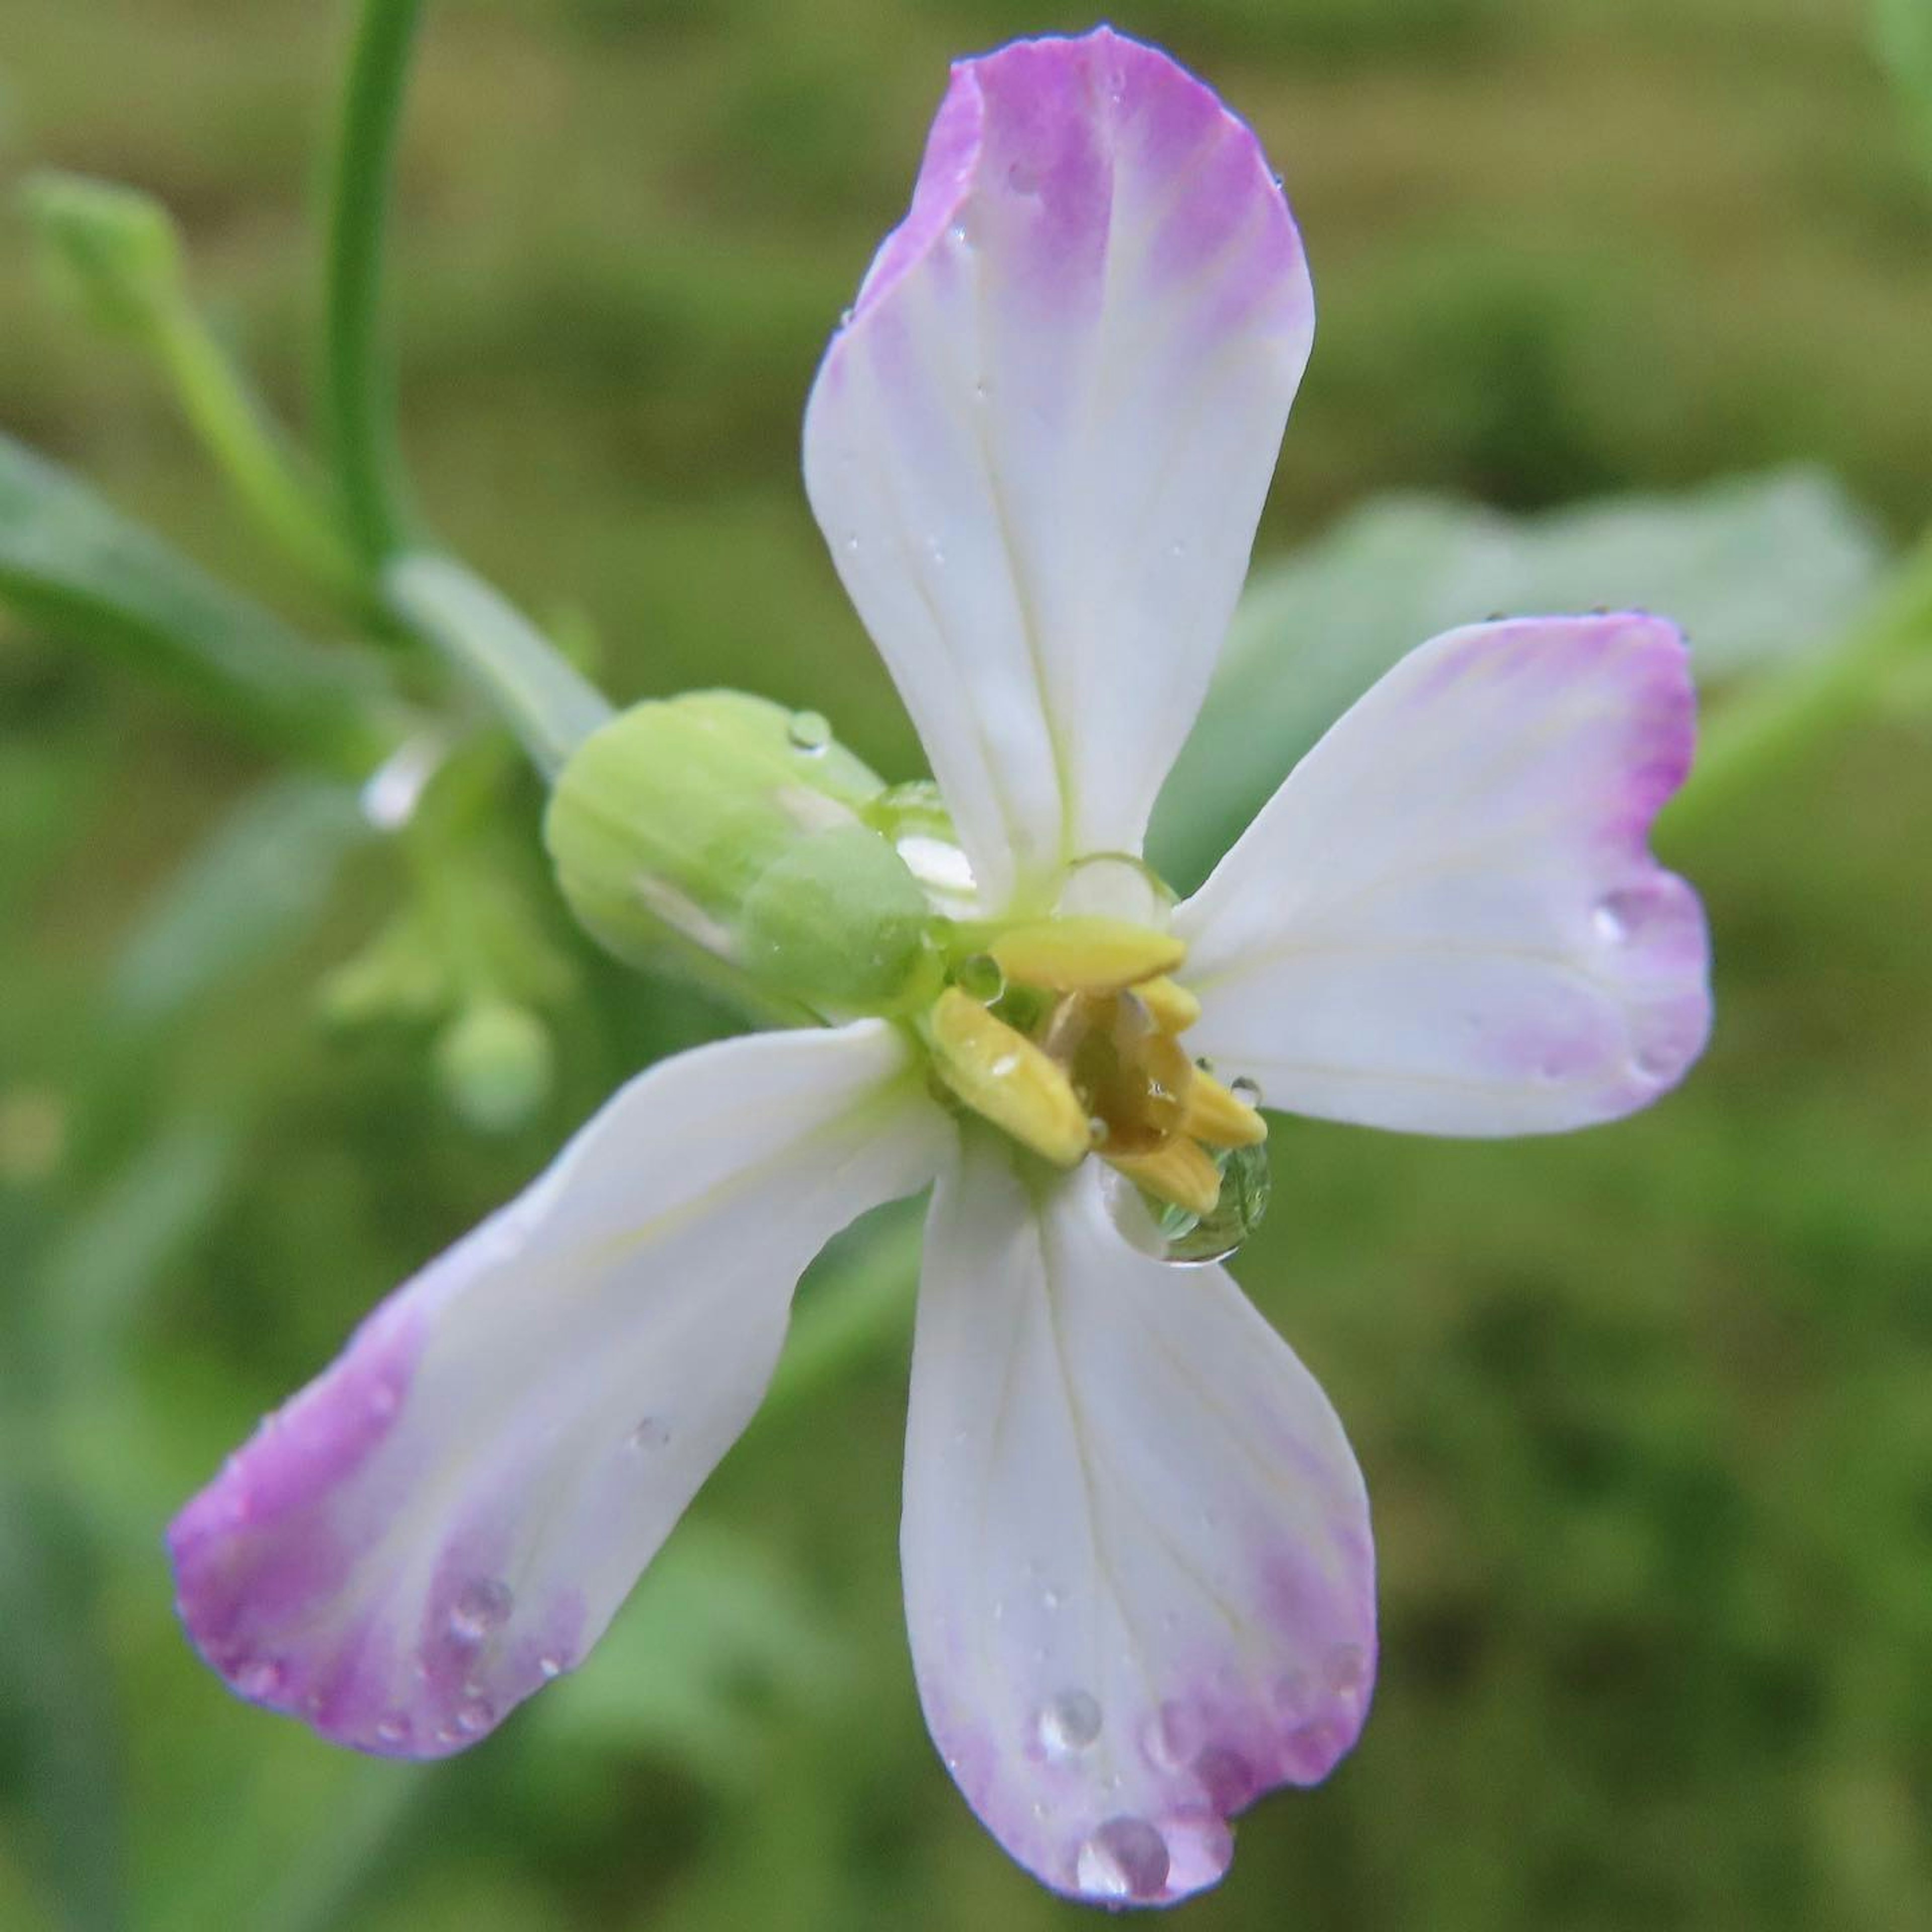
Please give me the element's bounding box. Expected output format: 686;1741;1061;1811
1667;527;1932;844
321;0;426;564
151;306;365;602
381;552;613;779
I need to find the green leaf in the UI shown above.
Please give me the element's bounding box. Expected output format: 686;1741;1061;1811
1874;0;1932;176
1152;468;1888;883
110;777;370;1025
532;1525;854;1790
0;433;393;772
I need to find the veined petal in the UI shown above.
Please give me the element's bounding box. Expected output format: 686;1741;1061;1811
903;1138;1375;1905
804;28;1313;912
170;1022;947;1757
1177;614;1712;1136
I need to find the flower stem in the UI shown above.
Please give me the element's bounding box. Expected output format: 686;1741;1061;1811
320;0;425;565
150;304;365;603
381;552;613;779
1667;527;1932;845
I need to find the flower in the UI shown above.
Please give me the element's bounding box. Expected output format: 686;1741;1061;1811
168;26;1712;1907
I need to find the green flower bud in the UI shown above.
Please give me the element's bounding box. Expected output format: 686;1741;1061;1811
436;999;554;1134
739;825;935;1012
545;690;936;1015
20;171;182;338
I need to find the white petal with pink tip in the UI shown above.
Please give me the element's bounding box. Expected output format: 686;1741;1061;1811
804;28;1314;912
901;1138;1375;1904
1177;614;1712;1136
170;1022;947;1756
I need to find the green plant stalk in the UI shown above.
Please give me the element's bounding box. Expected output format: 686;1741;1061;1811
382;552;613;779
151;304;365;603
1668;527;1932;844
320;0;426;564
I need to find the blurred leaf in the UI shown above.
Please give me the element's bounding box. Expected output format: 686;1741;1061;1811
0;434;390;772
18;170;182;340
1153;469;1889;882
37;1117;238;1389
110;776;370;1026
1874;0;1932;179
533;1525;854;1791
0;1478;125;1932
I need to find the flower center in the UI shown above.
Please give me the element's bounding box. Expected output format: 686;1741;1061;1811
917;912;1264;1220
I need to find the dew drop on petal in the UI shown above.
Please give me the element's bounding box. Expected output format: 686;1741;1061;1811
537;1653;566;1681
1325;1642;1369;1696
1141;1700;1204;1774
1076;1816;1170;1901
454;1695;496;1738
234;1658;285;1700
375;1714;411;1747
787;709;831;754
1037;1688;1103;1756
449;1578;514;1642
1006;160;1041;194
1229;1075;1263;1108
1057;851;1174;926
627;1416;672;1453
1193;1744;1258;1814
1160;1806;1235;1891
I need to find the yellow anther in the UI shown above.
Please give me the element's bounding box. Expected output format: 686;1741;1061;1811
1108;1139;1223;1219
985;917;1184;995
1181;1071;1267;1149
925;988;1091;1167
1136;975;1201;1034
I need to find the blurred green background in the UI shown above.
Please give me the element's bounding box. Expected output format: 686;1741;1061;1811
3;1;1930;1928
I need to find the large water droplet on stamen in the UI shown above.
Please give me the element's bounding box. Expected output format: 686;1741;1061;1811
1076;1816;1170;1900
786;709;831;754
954;952;1005;1003
1037;1688;1103;1756
1154;1138;1271;1265
449;1578;513;1642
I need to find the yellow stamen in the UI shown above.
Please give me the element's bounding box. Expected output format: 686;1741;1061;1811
986;916;1184;995
1181;1071;1267;1149
1107;1139;1223;1218
1136;975;1201;1033
925;988;1091;1166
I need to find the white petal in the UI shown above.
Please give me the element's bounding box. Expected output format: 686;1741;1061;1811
804;29;1314;911
171;1022;947;1756
902;1138;1375;1904
1177;614;1712;1136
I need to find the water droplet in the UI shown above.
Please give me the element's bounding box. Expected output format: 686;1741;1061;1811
1633;1041;1681;1081
1058;851;1175;926
843;532;860;553
1324;1642;1369;1695
1193;1744;1257;1813
947;218;972;247
1155;1140;1271;1265
1076;1815;1170;1900
454;1695;495;1738
787;709;831;754
954;952;1005;1002
1087;1115;1110;1146
1041;1586;1063;1612
1160;1807;1235;1890
1007;160;1041;194
1271;1669;1313;1718
1037;1688;1103;1756
1229;1075;1262;1108
1141;1700;1203;1773
627;1416;672;1453
537;1653;566;1681
235;1659;285;1700
1167;537;1189;558
839;305;855;327
375;1714;411;1746
450;1578;514;1642
926;537;947;567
